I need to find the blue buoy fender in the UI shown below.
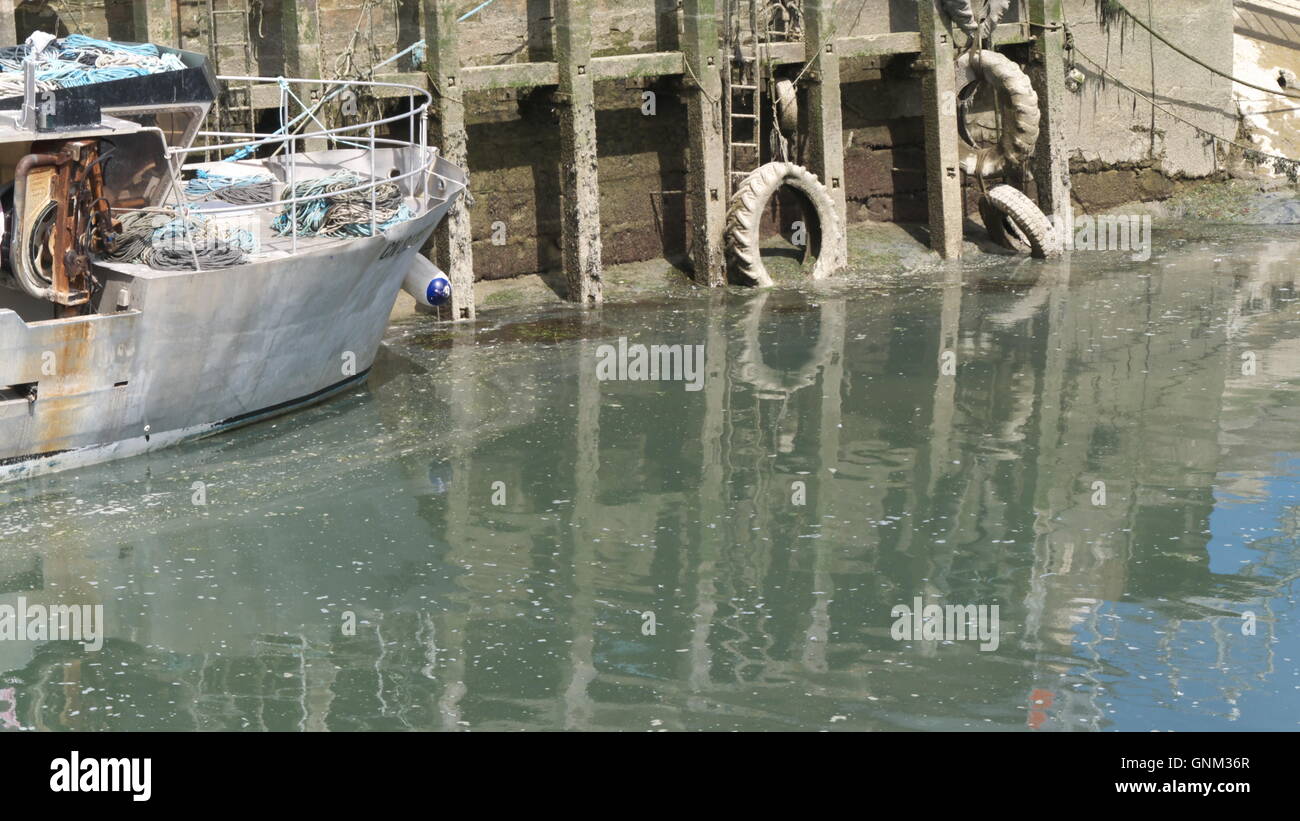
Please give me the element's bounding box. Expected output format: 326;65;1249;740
403;255;453;309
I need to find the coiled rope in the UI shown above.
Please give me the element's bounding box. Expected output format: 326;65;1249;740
100;210;251;270
0;34;187;98
271;172;413;238
184;169;276;205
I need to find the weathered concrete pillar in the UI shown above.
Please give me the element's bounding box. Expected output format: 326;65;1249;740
133;0;176;47
917;0;963;259
281;0;323;80
527;0;554;62
802;0;848;271
0;0;16;48
682;0;726;287
1028;0;1070;222
554;0;603;305
655;0;680;52
424;0;476;321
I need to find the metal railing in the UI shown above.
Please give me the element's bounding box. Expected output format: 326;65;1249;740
137;75;451;268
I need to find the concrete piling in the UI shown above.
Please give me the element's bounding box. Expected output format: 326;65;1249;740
424;0;476;321
132;0;175;49
682;0;727;287
0;0;14;48
1029;0;1071;223
802;0;848;271
917;0;964;260
554;0;604;306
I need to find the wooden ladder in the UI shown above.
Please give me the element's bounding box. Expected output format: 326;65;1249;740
724;0;767;199
205;0;257;137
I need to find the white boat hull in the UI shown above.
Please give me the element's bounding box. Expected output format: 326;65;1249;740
0;204;451;484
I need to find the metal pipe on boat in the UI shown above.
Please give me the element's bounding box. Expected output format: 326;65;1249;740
9;152;62;301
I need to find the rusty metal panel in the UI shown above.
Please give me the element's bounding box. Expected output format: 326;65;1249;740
0;310;140;396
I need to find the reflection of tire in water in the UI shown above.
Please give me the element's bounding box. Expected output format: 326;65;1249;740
725;161;842;288
980;184;1061;259
734;292;845;399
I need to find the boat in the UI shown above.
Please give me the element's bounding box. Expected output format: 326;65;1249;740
0;35;466;483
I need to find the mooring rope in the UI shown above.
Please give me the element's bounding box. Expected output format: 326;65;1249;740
271;172;414;238
184;170;277;205
100;210;252;270
0;34;187;97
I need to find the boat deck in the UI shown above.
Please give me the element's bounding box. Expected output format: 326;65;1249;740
94;149;452;277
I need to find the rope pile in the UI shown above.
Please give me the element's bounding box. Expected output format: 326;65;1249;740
271;172;414;238
100;210;251;270
185;169;277;205
0;34;187;98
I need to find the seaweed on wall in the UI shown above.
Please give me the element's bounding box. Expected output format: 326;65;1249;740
1094;0;1136;52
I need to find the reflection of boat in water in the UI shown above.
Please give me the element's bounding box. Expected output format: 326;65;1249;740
0;36;464;483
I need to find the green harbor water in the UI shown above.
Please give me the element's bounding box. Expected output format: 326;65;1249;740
2;223;1299;731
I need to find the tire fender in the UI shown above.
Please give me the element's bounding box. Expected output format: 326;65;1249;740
982;184;1061;259
725;161;842;287
956;49;1040;178
940;0;1012;39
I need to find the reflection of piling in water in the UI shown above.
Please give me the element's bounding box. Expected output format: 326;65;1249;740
685;294;729;695
9;240;1300;728
562;333;601;729
801;298;845;675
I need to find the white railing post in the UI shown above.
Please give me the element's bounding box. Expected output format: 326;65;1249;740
289;132;298;254
420;107;429;205
369;124;377;236
283;81;299;254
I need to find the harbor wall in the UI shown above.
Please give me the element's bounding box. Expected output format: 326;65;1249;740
1;1;1248;282
1061;0;1237;209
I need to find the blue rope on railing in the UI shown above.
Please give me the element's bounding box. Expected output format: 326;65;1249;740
458;0;498;21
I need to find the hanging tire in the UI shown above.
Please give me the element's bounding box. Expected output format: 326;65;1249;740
981;184;1061;259
956;49;1039;178
774;77;798;140
725;161;841;288
940;0;1012;39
